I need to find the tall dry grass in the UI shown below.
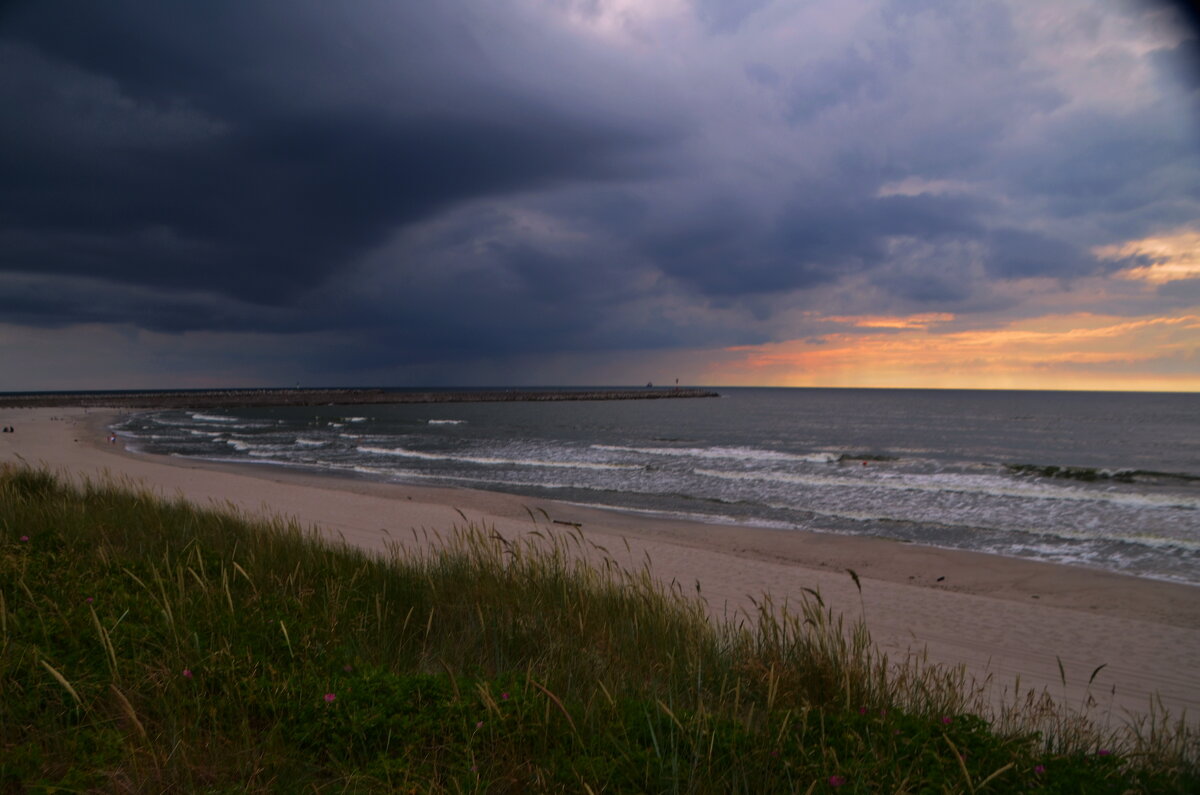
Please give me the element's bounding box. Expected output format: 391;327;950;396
1;464;1195;792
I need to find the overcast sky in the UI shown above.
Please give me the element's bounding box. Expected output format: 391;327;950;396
2;0;1198;390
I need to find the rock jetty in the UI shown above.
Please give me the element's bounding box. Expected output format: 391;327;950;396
0;388;720;409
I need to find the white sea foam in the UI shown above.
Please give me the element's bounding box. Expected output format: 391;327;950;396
147;416;198;427
593;444;841;464
350;465;506;485
172;454;313;471
555;500;800;531
348;466;554;490
343;417;367;423
782;498;1194;547
428;419;466;425
967;541;1199;585
350;465;396;478
191;413;237;423
223;439;291;455
295;437;327;447
695;468;1200;511
357;445;639;471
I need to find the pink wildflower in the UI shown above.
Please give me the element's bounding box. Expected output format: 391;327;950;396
1034;764;1046;774
85;597;94;604
1098;748;1111;756
858;707;867;715
19;535;29;542
324;693;336;703
476;720;484;728
182;669;193;679
501;692;509;701
941;716;952;725
343;664;353;673
829;775;846;787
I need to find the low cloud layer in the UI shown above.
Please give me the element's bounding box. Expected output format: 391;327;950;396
1;0;1198;388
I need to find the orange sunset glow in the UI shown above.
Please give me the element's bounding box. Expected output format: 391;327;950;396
708;310;1200;391
697;227;1200;392
1096;229;1200;285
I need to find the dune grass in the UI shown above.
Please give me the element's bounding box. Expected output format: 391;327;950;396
1;465;1196;793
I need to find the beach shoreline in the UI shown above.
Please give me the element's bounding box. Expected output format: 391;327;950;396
3;405;1198;722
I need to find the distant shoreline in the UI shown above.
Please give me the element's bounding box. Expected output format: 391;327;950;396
0;387;720;409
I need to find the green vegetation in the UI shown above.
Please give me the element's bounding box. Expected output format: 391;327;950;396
1;465;1196;792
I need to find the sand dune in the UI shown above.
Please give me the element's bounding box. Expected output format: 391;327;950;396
3;406;1197;725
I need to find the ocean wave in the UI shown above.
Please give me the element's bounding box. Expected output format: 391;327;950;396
350;465;398;478
1006;462;1200;485
348;466;577;491
428;419;466;425
357;445;639;471
592;444;843;464
145;416;200;427
295;437;327;447
695;468;1200;511
972;537;1200;585
554;500;801;531
191;413;237;423
767;498;1200;551
167;454;317;471
224;439;293;454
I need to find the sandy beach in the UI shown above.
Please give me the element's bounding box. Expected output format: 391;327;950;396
3;405;1197;726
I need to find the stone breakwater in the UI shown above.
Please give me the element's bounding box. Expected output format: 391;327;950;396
0;388;720;409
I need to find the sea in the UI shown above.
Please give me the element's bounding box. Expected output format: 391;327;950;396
111;388;1200;586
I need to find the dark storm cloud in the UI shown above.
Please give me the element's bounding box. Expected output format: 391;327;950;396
1147;1;1200;86
783;48;886;126
1;0;1198;383
1151;36;1200;97
3;103;659;304
644;188;1091;297
982;228;1097;280
1002;110;1197;211
0;0;676;324
0;269;287;333
693;0;772;35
